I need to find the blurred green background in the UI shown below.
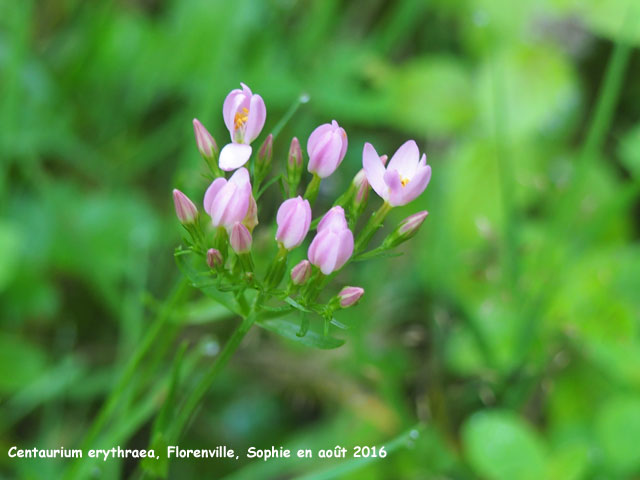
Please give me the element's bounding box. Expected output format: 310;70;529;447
2;0;640;478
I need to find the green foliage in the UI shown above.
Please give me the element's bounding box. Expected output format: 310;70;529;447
2;0;640;479
462;410;547;480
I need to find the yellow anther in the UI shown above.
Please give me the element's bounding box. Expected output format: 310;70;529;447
401;177;410;187
234;107;249;130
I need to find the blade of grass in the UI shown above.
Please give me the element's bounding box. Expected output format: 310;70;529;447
63;277;188;480
295;425;425;480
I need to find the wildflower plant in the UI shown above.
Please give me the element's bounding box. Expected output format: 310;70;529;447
170;83;431;442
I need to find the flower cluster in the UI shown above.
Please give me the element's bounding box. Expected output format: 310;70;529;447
173;83;431;333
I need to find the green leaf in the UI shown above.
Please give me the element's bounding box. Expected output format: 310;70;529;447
141;343;188;479
0;334;47;393
595;395;640;474
284;296;312;312
257;317;344;350
462;410;548;480
174;248;239;315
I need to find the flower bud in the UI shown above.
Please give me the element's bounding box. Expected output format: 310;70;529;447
290;260;312;285
276;196;312;250
307;120;347;178
287;137;303;195
173;189;198;225
352;169;369;211
243;195;259;232
257;134;273;168
383;211;429;248
206;248;223;269
338;286;364;308
193;118;218;159
229;222;252;254
203;168;252;229
255;134;273;185
308;206;354;275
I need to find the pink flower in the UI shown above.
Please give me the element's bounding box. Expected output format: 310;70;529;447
229;222;252;253
338;286;364;308
172;189;198;224
363;140;431;207
290;259;312;285
219;83;267;171
203;167;252;228
275;196;312;250
192;118;218;159
307;120;348;178
308;206;354;275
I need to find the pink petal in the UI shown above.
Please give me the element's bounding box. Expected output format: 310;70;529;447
337;127;348;163
219;143;252;171
210;182;236;226
229;166;250;187
334;228;354;270
240;83;252;96
309;230;339;275
307;123;334;156
276;197;298;226
317;206;347;232
362;142;388;201
229;222;252;253
222;89;246;137
220;183;250;227
387;140;420;180
401;164;432;205
244;94;266;144
384;169;405;207
310;131;343;178
203;177;227;215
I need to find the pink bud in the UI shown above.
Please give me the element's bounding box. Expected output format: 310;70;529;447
257;133;273;167
275;196;312;250
317;205;348;232
307;120;348;178
288;137;303;169
383;210;429;248
229;222;252;254
193;118;218;159
353;169;369;207
363;141;431;207
172;189;198;224
338;286;364;308
203;168;252;228
399;211;429;235
308;206;354;275
206;248;223;269
290;259;312;285
243;194;259;232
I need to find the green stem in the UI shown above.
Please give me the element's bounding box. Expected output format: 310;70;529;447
354;202;392;254
265;244;289;290
490;57;518;288
167;313;256;443
64;278;188;480
271;93;310;140
303;173;322;204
